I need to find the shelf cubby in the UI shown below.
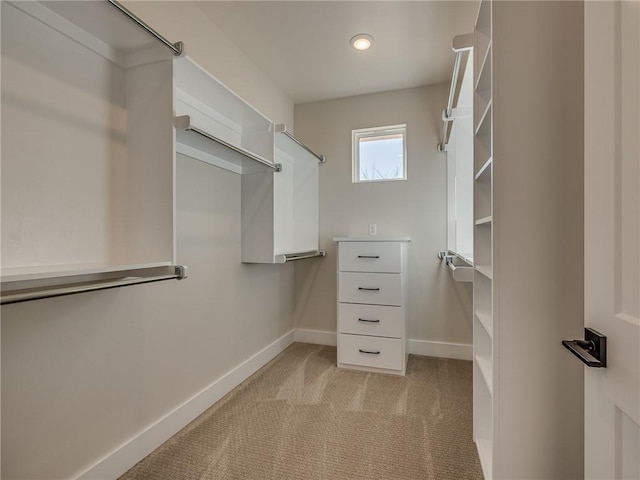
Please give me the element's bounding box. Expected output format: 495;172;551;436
474;42;492;106
475;157;492;183
174;57;275;175
475;310;493;338
1;1;177;283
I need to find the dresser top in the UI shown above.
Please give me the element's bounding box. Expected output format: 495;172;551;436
333;237;411;242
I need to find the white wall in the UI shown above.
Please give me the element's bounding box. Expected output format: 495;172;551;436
293;86;473;346
1;3;295;479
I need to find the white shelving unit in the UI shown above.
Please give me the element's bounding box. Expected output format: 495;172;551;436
2;0;319;302
472;0;494;477
174;57;277;175
1;0;324;302
171;57;323;264
471;2;585;478
1;1;179;291
241;125;323;263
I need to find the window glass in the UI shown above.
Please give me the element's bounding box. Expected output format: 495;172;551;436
353;125;407;183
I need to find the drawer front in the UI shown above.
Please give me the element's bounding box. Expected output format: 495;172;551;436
338;272;403;306
338;303;404;338
338;334;403;370
338;242;402;273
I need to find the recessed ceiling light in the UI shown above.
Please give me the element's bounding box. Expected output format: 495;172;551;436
350;34;374;51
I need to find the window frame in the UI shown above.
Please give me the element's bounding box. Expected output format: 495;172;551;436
352;124;407;184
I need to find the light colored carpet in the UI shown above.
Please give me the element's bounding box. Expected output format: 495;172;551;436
120;343;483;480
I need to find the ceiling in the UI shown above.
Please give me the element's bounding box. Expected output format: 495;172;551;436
196;1;478;104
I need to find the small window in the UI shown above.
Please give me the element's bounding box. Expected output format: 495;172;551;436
352;124;407;183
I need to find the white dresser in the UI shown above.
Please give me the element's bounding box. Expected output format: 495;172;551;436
334;237;410;376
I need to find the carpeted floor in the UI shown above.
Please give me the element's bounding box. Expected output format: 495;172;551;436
120;343;483;480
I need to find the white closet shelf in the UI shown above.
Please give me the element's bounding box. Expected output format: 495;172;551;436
475;0;491;38
175;115;279;174
475;157;493;181
9;1;183;68
476;354;493;395
0;261;176;284
476;265;493;280
474;41;492;94
475;216;493;225
475;310;493;337
1;263;187;305
475;438;493;479
475;100;492;137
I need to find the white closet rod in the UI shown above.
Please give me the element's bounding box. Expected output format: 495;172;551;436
274;124;326;163
1;266;188;305
106;0;184;56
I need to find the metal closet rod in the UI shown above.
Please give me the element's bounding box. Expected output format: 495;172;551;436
279;250;326;263
175;114;281;172
275;124;326;163
438;49;463;152
1;265;188;305
106;0;184;57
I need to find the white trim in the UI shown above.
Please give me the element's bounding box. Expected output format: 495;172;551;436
75;330;295;480
293;328;337;346
293;329;472;361
408;339;472;360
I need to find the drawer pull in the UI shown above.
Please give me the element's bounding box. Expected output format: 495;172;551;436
359;349;381;355
358;287;380;291
358;318;380;323
358;255;380;259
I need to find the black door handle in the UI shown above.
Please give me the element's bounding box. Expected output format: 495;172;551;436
358;287;380;291
562;327;607;368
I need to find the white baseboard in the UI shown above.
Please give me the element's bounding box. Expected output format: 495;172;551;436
75;329;295;480
407;339;472;360
293;329;471;361
293;328;337;346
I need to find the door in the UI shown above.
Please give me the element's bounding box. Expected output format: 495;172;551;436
584;1;640;478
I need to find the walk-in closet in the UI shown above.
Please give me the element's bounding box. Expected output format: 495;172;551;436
2;1;638;479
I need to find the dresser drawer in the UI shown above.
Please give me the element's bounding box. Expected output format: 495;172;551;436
338;272;403;306
338;334;403;370
338;303;404;338
338;241;402;273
